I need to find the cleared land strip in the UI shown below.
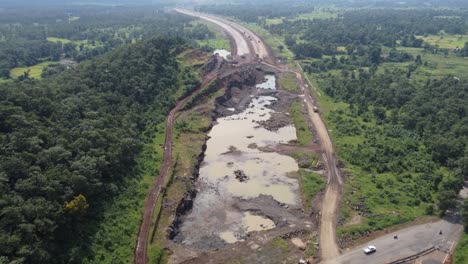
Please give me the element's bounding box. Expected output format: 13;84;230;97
134;70;217;264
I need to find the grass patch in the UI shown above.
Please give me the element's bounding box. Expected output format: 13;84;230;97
293;152;319;169
265;18;284;26
279;72;298;92
47;37;73;44
454;233;468;264
305;235;318;257
290;101;313;146
10;61;54;79
416;34;468;49
378;46;468;79
267;237;289;253
193;20;231;51
299;169;326;206
291;9;339;21
47;37;104;50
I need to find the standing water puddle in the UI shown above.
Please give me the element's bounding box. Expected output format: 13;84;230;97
177;76;300;247
213;49;231;59
256;75;276;89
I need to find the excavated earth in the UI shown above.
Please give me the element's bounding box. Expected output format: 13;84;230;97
163;61;324;263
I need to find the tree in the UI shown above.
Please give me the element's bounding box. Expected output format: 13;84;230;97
438;189;458;215
415;55;422;65
463;198;468;232
284;35;296;47
64;194;89;216
368;45;382;65
278;44;284;53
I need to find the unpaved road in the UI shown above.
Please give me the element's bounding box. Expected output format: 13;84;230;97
134;71;217;264
295;71;342;261
176;8;343;263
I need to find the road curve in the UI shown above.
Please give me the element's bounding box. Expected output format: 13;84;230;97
175;9;250;56
175;8;272;62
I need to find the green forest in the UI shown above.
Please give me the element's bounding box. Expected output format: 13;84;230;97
0;6;219;80
0;36;190;263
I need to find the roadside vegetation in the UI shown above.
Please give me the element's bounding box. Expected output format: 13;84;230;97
299;169;326;207
206;1;468;254
187;20;231;51
279;72;298;92
289;101;313;146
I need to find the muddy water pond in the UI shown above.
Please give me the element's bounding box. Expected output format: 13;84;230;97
176;76;300;249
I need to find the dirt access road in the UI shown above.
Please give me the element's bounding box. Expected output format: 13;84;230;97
294;70;343;261
175;8;343;263
134;69;217;264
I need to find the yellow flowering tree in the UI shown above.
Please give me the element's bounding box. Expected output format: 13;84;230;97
64;194;89;216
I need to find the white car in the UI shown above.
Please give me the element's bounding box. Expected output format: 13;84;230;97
363;245;377;254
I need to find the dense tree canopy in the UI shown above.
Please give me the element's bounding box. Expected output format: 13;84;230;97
0;6;195;78
267;9;468;59
0;36;187;263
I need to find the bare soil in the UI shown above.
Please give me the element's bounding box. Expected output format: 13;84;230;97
138;9;342;264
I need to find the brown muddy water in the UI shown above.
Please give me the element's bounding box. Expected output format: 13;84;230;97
175;76;301;249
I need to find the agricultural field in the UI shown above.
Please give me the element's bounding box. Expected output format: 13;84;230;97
47;37;104;49
416;33;468;49
9;61;54;79
291;9;340;21
264;8;339;25
378;46;468;79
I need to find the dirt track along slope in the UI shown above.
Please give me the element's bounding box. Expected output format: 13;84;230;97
134;71;217;264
